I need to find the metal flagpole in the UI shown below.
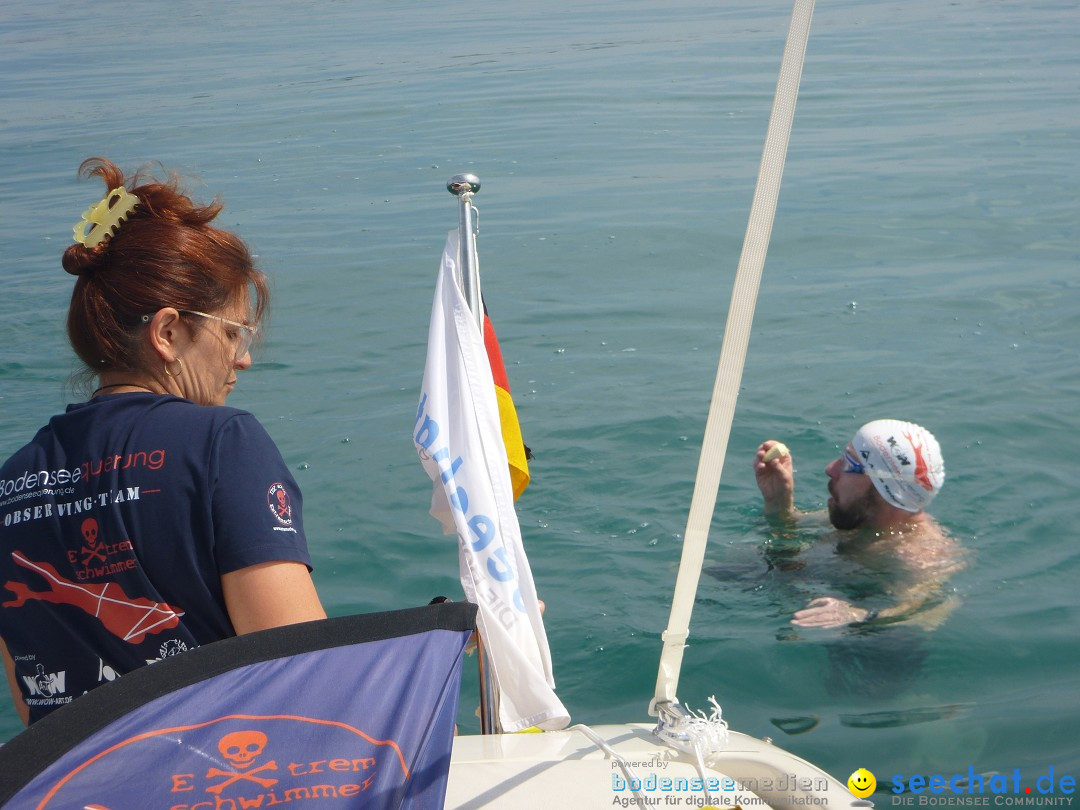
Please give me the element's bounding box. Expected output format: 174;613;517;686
448;174;500;734
448;174;484;334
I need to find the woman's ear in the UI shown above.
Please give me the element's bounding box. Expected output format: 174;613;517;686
146;308;185;362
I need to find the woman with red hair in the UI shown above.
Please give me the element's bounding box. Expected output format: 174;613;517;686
0;159;325;725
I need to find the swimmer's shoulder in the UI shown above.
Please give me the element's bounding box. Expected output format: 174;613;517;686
902;522;966;571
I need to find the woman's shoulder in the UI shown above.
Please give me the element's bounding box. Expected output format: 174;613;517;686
148;397;270;437
154;397;253;420
81;394;267;441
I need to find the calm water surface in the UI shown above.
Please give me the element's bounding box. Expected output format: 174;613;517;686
2;0;1078;795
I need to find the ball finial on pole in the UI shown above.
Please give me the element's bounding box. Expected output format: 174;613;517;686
447;174;481;196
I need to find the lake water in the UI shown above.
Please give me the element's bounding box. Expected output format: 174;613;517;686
2;0;1078;799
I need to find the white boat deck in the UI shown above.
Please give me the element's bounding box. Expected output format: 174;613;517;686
447;723;874;809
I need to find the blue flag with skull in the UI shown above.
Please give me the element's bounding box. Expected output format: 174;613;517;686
0;603;475;809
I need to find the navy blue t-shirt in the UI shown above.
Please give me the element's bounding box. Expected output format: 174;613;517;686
0;394;311;722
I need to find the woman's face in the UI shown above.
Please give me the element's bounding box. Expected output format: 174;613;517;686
174;302;254;407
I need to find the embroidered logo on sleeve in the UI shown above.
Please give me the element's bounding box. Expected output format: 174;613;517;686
266;483;293;527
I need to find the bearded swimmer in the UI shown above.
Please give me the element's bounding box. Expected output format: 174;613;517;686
753;420;964;629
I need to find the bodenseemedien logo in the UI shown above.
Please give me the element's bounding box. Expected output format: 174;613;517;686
610;772;833;807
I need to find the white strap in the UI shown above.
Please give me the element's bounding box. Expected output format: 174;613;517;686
570;724;650;804
652;0;816;712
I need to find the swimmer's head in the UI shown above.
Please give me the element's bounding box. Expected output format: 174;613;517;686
851;420;944;513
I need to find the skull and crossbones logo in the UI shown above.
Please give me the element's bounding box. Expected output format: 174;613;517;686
205;730;279;794
266;483;293;526
80;518;106;566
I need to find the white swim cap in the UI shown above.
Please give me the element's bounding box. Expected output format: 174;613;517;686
851;420;945;513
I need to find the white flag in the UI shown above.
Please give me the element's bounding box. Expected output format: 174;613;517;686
414;231;569;732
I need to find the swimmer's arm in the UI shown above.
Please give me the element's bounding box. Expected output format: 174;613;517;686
754;440;797;518
868;569;961;627
792;583;953;629
794;538;965;628
0;637;30;727
753;442;832;531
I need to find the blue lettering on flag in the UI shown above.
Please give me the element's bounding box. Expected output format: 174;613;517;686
415;396;524;612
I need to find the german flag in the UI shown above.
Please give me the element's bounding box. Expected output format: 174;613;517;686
482;307;531;500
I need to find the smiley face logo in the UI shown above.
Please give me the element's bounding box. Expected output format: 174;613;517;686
847;768;876;798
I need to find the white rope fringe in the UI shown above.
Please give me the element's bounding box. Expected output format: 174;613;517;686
653;697;730;804
657;697;730;758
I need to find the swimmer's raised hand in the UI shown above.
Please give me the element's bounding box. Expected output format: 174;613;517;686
754;440;795;516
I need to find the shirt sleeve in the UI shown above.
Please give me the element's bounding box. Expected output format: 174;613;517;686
208;413;312;574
